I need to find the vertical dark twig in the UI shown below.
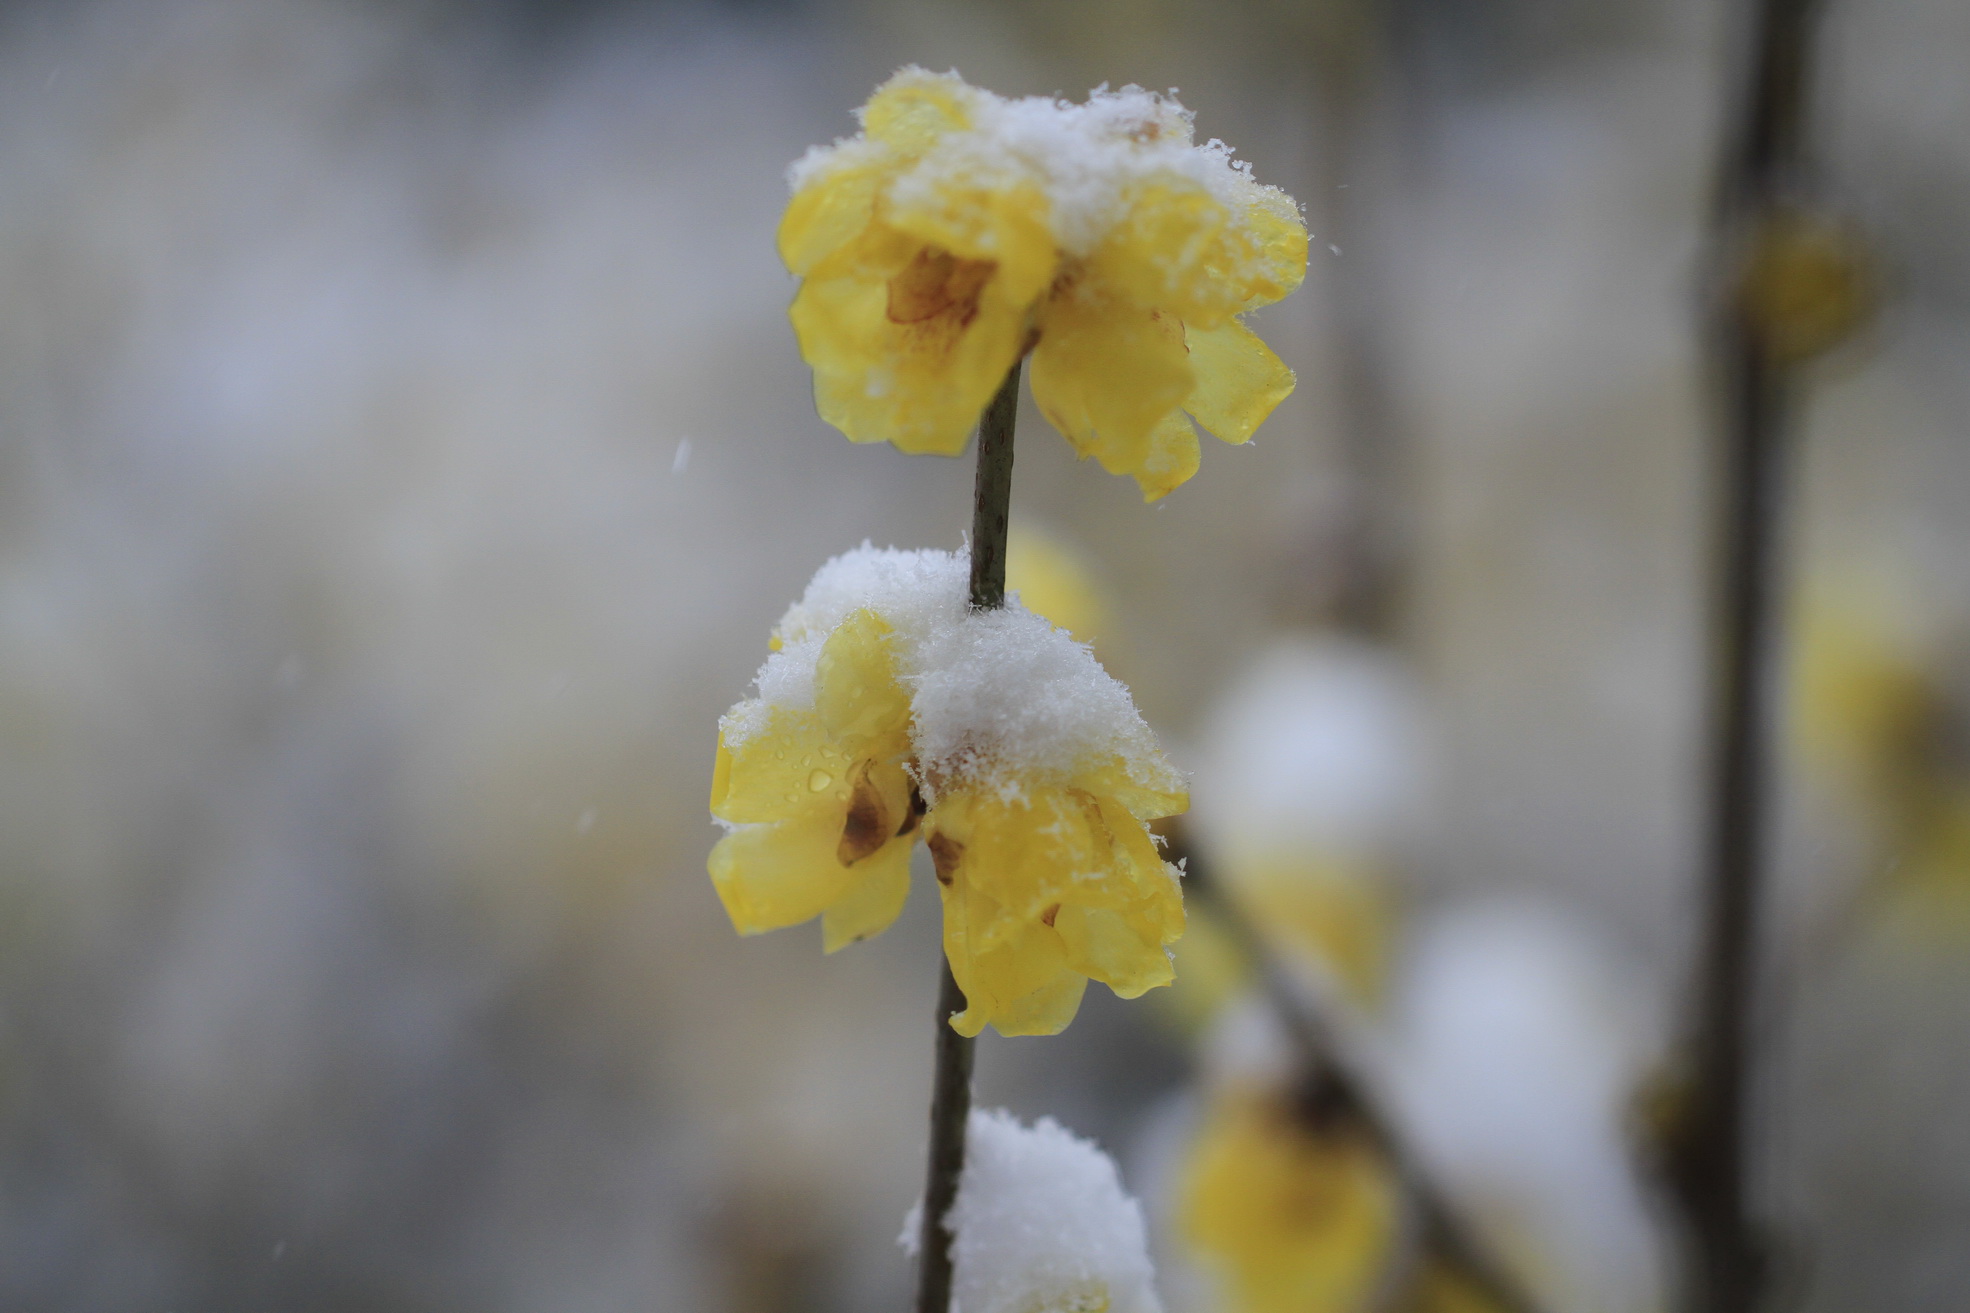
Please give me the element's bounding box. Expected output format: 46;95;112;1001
1675;0;1827;1309
914;360;1021;1313
968;364;1021;611
1306;0;1407;636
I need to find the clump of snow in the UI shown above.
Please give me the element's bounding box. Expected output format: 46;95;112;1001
722;545;1182;801
902;1108;1163;1313
1192;636;1429;863
1387;901;1666;1313
792;68;1295;260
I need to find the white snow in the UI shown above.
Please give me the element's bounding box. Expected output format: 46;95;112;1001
902;1108;1163;1313
1386;901;1667;1313
722;545;1182;802
792;68;1297;260
1191;636;1428;863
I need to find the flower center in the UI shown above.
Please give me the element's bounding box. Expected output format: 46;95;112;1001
886;246;995;328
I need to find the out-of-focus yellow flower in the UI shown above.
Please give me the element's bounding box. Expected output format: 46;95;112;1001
709;546;1189;1035
1232;851;1392;1002
709;609;920;952
780;68;1307;501
926;768;1187;1037
1792;595;1934;814
1178;1092;1397;1313
1791;587;1970;927
1007;525;1109;651
1734;209;1875;364
1158;850;1391;1036
1391;1260;1514;1313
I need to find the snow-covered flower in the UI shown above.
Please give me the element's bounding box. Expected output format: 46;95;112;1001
709;546;1187;1036
1181;636;1429;1007
780;69;1308;501
905;1108;1163;1313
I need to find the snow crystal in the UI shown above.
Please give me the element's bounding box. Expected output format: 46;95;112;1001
902;1108;1162;1313
723;546;1181;801
794;68;1293;259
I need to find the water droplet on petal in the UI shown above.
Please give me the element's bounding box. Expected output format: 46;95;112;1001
808;769;834;792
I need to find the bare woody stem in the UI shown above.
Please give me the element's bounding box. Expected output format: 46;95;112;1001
1671;1;1826;1310
914;359;1021;1313
968;362;1022;611
1178;844;1546;1313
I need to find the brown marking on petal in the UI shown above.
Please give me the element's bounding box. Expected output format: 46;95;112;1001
887;247;997;328
1069;788;1116;850
836;759;892;865
895;781;928;837
1040;903;1061;928
928;831;964;887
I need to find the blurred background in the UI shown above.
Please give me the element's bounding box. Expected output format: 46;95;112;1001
0;0;1965;1309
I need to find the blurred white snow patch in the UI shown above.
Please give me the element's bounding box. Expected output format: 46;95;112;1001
1387;900;1666;1313
1192;635;1428;863
902;1108;1163;1313
1191;992;1299;1094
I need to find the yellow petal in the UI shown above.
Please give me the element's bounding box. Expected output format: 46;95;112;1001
1084;180;1308;329
708;809;863;935
1074;755;1189;821
1134;409;1202;503
712;711;856;825
861;68;976;153
779;150;886;277
1183;319;1295;446
1030;291;1194;481
710;736;734;814
1054;903;1174;997
956;966;1088;1038
1235;189;1311;311
942;879;1086;1036
928;785;1184;1035
1086;182;1235;324
813;609;913;747
822;834;915;952
790;225;1028;455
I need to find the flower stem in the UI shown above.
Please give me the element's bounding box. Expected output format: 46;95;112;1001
1670;2;1826;1309
968;362;1022;611
914;358;1021;1313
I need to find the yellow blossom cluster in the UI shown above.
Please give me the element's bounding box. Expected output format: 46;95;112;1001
709;549;1187;1036
779;68;1308;500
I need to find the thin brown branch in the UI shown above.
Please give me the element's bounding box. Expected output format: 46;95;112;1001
913;358;1021;1313
1176;837;1546;1313
1670;1;1829;1310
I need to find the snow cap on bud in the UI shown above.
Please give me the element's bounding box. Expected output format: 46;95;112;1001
904;1108;1162;1313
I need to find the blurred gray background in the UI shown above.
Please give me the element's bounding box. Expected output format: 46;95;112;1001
1;0;1965;1309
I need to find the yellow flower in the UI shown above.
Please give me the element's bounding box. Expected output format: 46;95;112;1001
708;546;1189;1035
780;68;1307;501
1178;1093;1397;1313
926;766;1187;1037
709;608;920;952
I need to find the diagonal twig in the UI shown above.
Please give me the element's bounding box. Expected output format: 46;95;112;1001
1174;833;1547;1313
